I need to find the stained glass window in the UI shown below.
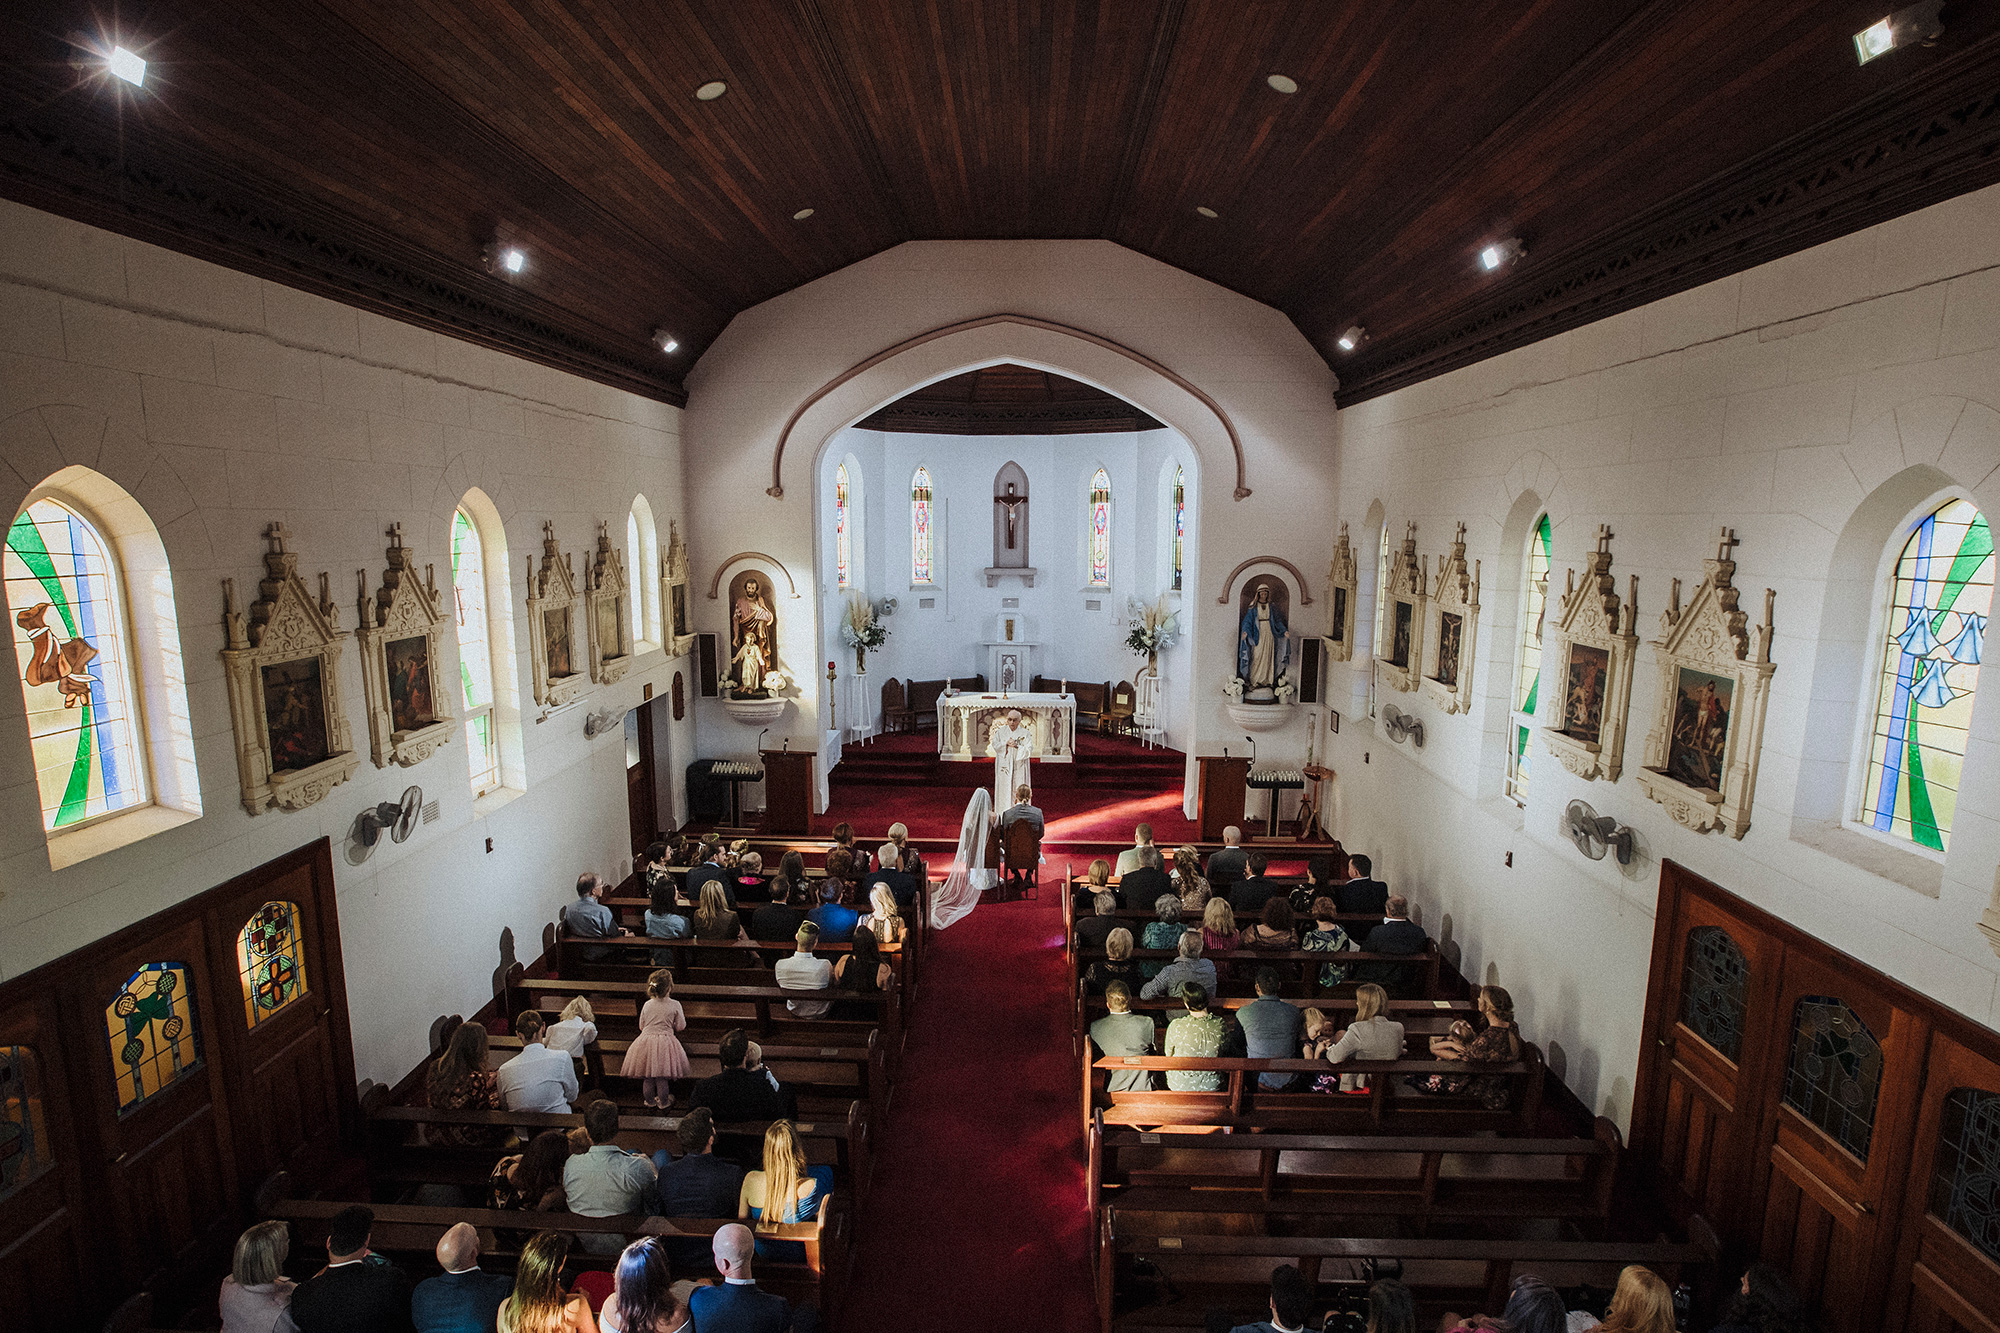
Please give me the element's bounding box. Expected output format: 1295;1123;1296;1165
5;497;148;830
835;465;852;589
237;902;308;1029
1782;995;1883;1161
0;1046;52;1203
1088;468;1112;588
1171;466;1185;592
1861;498;1992;851
911;467;934;585
1679;926;1748;1062
106;962;201;1114
1507;514;1553;804
1930;1087;2000;1265
451;508;499;796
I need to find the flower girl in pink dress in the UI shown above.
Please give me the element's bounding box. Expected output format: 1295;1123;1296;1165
621;969;690;1109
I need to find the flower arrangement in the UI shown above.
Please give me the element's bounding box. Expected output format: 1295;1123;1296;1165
1223;676;1245;701
1273;675;1296;704
840;595;893;650
1124;594;1182;665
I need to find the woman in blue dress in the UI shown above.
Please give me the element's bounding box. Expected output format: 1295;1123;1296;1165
738;1120;834;1263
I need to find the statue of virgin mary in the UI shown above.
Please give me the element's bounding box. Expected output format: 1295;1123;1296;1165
1237;582;1290;691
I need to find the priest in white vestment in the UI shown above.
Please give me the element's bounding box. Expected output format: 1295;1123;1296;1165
987;709;1034;810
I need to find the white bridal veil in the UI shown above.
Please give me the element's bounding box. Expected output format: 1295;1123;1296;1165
929;788;996;929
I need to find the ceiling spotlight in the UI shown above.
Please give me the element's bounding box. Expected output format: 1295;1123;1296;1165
1480;237;1526;271
793;208;815;220
695;80;727;101
652;328;679;354
107;45;146;87
1196;206;1219;219
484;245;526;275
1266;74;1298;95
1854;1;1943;64
1336;325;1366;352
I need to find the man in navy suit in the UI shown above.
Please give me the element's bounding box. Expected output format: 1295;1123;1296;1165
1334;853;1390;918
1205;1263;1313;1333
1358;894;1429;994
410;1224;510;1333
647;1107;745;1270
688;1223;817;1332
687;843;734;907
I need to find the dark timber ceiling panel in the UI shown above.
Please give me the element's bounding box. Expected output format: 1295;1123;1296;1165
2;1;1998;407
856;363;1166;434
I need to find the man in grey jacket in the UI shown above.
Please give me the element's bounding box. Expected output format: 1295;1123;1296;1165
1089;981;1155;1092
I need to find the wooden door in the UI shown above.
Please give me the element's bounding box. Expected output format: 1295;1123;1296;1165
0;989;91;1333
628;700;657;853
1886;1031;2000;1333
1636;872;1784;1238
1755;949;1928;1332
202;840;357;1193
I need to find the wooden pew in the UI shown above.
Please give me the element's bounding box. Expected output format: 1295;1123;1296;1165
1087;1109;1622;1228
550;932;912;1003
510;977;903;1070
1071;943;1444;1001
1073;987;1476;1061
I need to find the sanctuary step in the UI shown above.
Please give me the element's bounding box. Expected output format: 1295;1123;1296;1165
833;731;1185;791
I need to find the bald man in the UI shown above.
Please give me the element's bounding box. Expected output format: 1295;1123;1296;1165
409;1223;509;1333
688;1222;817;1332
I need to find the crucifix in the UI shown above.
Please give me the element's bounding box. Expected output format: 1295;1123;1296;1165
995;482;1029;550
1715;526;1740;563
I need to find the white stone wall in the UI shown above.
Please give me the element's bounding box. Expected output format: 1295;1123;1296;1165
0;200;687;1089
1328;182;2000;1131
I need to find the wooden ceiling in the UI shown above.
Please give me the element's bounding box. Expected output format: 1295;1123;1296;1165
856;363;1165;434
3;2;1999;407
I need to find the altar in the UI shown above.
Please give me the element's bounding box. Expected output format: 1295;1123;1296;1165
937;692;1077;763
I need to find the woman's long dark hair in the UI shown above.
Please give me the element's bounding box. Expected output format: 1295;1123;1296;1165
515;1129;571;1206
427;1021;487;1104
1720;1263;1810;1333
844;926;883;990
1365;1279;1416;1333
647;867;677;916
1500;1275;1566;1333
613;1236;679;1333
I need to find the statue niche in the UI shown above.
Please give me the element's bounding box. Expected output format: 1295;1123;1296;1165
1236;578;1293;701
984;461;1037;587
728;570;777;696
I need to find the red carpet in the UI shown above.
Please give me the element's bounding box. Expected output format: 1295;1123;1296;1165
839;890;1097;1333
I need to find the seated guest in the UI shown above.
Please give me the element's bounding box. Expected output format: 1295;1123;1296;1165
1310;983;1405;1092
1090;980;1156;1091
1239;967;1304;1090
1077;857;1123;912
1120;845;1173;906
724;838;749;870
1335;853;1389;918
1172;845;1211;913
566;871;632;962
1163;983;1227;1091
1710;1263;1807;1333
1357;895;1428;993
806;880;860;943
1200;898;1239;955
774;923;834;1018
425;1021;500;1147
828;821;869;874
565;1098;658;1254
1412;984;1521;1108
644;869;692;964
823;847;857;893
735;851;767;903
996;784;1044;835
491;1128;571;1212
1113;822;1158;876
1140;895;1184;979
693;882;746;941
1441;1274;1568;1333
624;970;690;1110
885;822;909;855
597;1238;688;1333
496;1011;578;1114
1204;826;1248;892
283;1205;413;1333
833;925;891;995
1208;1263;1313;1333
646;1106;745;1269
1240;897;1297;951
220;1220;294;1333
1141;931;1218;1001
1228;851;1282;915
750;878;812;961
1290;853;1341;915
778;849;807;890
1075;891;1122;953
685;843;732;909
1086;927;1142;995
1300;898;1355;987
545;996;599;1058
1587;1264;1675;1333
858;883;906;943
1363;1281;1416;1333
497;1232;595;1333
868;843;919;909
689;1224;815;1333
691;1029;791;1123
739;1120;834;1263
412;1223;511;1333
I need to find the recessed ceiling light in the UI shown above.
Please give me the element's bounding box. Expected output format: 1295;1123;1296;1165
484;245;526;275
1479;237;1525;271
793;208;815;220
108;46;146;87
652;328;679;354
1336;325;1366;352
1195;206;1219;219
1266;74;1298;95
1853;1;1943;64
695;81;727;101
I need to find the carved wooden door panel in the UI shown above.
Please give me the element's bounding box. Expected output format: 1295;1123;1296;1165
0;988;90;1332
1885;1031;2000;1333
628;699;657;853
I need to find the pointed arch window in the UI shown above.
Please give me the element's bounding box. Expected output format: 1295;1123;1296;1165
451;507;500;797
1861;497;1992;851
911;467;935;586
835;465;852;589
1171;466;1186;592
1506;514;1554;804
1088;468;1112;588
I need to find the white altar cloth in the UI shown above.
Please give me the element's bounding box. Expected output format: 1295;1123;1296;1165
937;692;1077;763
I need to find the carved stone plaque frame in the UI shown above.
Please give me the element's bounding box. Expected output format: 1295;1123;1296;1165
585;520;633;686
663;519;695;658
1421;522;1480;715
221;523;361;814
1374;522;1426;695
1634;528;1776;838
1326;522;1357;662
1543;525;1638;783
356;523;459;768
526;521;586;707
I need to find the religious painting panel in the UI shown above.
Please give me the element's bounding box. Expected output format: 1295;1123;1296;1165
1422;522;1480;714
260;659;330;773
1563;643;1610;746
585;519;633;685
357;524;457;768
236;901;308;1030
1375;522;1425;694
1543;524;1639;783
1434;613;1462;686
385;637;434;734
663;520;695;656
544;606;574;680
728;569;777;696
525;522;586;707
1667;668;1734;793
106;962;203;1115
1326;521;1357;661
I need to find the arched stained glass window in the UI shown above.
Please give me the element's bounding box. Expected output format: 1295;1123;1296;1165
1507;514;1553;804
1088;468;1112;588
628;498;661;649
0;1046;52;1202
5;497;148;830
835;465;852;589
106;962;201;1114
1782;995;1883;1161
911;467;935;586
1171;466;1186;592
1930;1087;2000;1265
1862;498;1992;851
451;507;499;797
237;901;308;1029
1679;925;1748;1063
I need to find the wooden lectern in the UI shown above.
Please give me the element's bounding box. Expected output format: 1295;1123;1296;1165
761;749;814;836
1196;755;1250;842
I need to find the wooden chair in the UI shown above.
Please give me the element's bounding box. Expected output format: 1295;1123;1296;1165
1072;681;1108;730
907;678;946;729
879;678;912;733
1103;680;1136;735
998;818;1042;900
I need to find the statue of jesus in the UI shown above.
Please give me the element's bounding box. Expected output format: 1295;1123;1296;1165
987;708;1034;810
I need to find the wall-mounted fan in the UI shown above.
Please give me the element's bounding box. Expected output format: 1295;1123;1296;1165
360;784;424;847
1381;703;1424;749
1563;798;1633;864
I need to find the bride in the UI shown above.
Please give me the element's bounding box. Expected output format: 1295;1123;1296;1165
929;789;998;929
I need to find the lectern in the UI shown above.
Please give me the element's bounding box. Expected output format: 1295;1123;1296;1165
761;749;814;836
1196;755;1250;841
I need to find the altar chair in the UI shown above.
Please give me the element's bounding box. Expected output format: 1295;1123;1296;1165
880;677;912;734
998;819;1042;901
1103;679;1137;736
